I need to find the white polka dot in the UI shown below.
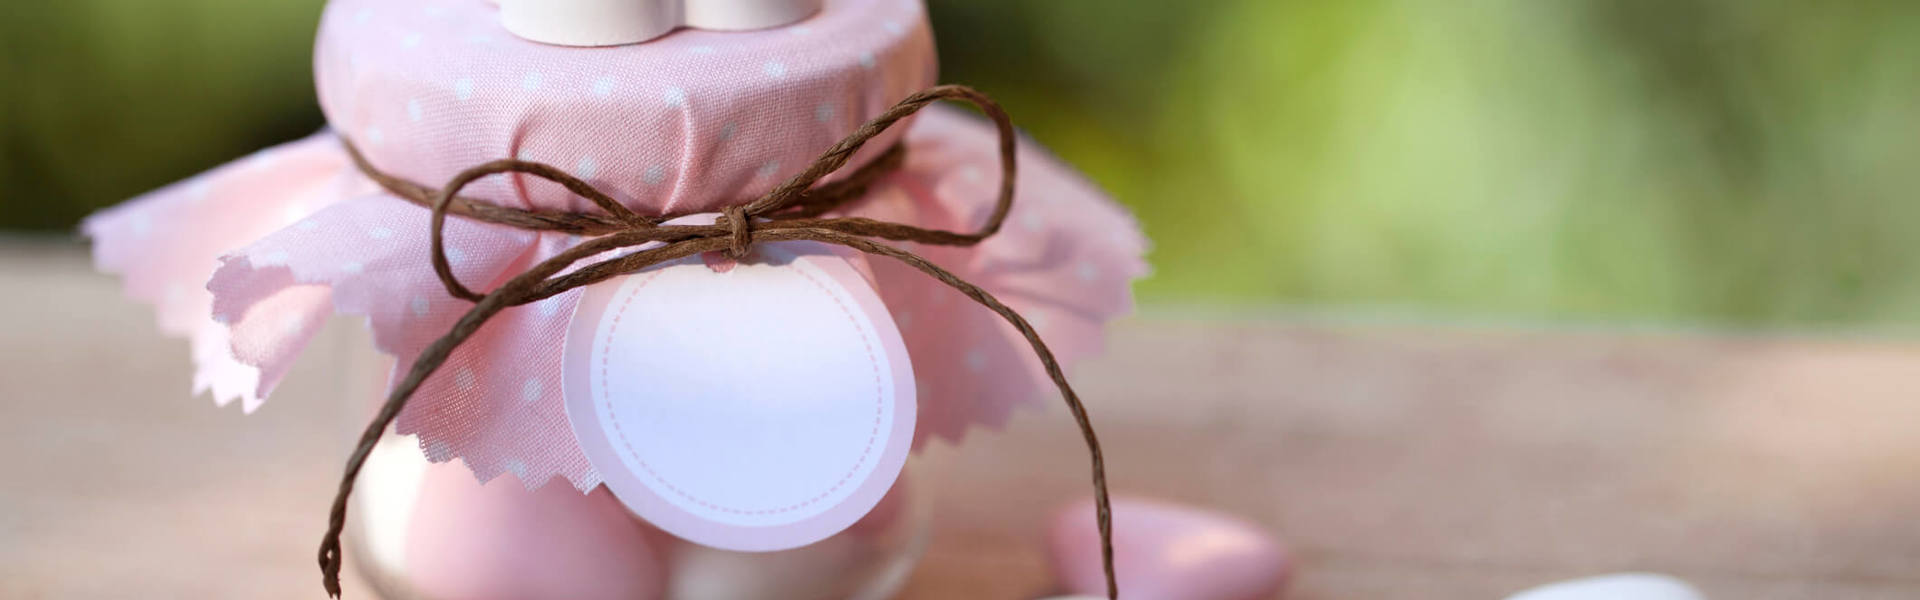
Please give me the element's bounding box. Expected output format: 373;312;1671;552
294;219;320;232
718;122;738;141
466;33;495;45
756;161;782;179
353;8;373;24
341;261;365;274
425;438;453;460
187;181;213;202
444;246;467;265
791;25;813;36
454;368;477;391
521;71;543;91
965;348;989;373
129;214;153;236
815;103;835;123
258;250;291;264
882;21;903;34
575;156;598;180
280;313;305;336
410;296;429;317
424;5;447;18
537;297;565;317
662;86;686;107
1076;262;1099;282
406;98;423;122
248;150;280;171
281;203;306;226
762;62;787;78
401;32;423;49
367;226;394;240
689;45;716;55
642;164;667;185
1028;313;1050;329
454;78;474;101
958;166;983;183
592;77;617;97
504;459;530;479
365;126;385;145
859;52;876;69
521;378;544;405
1020;213;1044;232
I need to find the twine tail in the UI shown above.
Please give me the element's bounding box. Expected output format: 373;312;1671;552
318;291;522;596
802;230;1119;600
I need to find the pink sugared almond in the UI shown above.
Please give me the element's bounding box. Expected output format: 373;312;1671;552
1047;496;1289;600
403;463;666;600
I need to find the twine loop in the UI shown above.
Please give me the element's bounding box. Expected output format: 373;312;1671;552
322;85;1118;599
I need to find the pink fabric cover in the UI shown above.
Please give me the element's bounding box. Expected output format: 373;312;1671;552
319;0;934;216
85;0;1147;492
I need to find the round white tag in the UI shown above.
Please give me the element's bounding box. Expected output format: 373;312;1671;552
562;241;915;551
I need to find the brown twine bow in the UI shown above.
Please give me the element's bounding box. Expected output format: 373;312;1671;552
320;85;1117;599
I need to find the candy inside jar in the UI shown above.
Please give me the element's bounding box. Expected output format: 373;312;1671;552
345;430;929;600
336;239;931;600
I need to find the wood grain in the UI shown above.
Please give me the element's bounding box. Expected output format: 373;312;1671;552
3;241;1916;599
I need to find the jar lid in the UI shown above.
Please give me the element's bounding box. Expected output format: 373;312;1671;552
316;0;935;216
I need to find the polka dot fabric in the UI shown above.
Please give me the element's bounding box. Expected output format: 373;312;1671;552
319;0;936;217
847;109;1150;448
85;0;1147;492
83;134;371;412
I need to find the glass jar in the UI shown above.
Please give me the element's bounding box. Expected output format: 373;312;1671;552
338;334;931;600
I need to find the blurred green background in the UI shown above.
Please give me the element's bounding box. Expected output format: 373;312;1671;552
6;1;1919;327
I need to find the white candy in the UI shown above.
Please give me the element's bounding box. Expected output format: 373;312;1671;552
497;0;823;47
350;433;433;576
1504;573;1705;600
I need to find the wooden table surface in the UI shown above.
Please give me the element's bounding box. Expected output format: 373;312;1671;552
4;240;1918;599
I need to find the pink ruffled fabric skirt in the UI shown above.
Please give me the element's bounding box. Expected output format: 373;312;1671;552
86;106;1148;491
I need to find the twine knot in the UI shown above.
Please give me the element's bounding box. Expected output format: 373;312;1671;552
325;85;1119;599
721;205;753;260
